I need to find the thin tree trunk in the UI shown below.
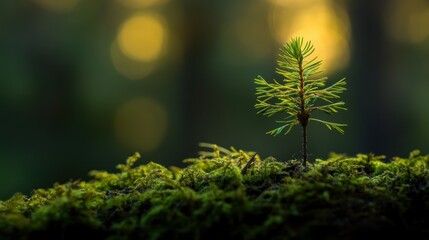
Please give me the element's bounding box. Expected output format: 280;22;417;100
302;125;308;166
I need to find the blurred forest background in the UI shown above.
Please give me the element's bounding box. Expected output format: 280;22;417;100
1;0;429;199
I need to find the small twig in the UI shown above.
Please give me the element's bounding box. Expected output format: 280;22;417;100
241;153;258;175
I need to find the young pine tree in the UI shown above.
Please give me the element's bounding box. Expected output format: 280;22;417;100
255;37;347;166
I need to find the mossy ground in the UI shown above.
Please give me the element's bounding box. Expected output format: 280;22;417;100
1;144;429;239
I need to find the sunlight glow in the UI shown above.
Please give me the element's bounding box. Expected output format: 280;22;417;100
115;98;168;153
111;40;155;80
268;1;350;73
118;14;166;62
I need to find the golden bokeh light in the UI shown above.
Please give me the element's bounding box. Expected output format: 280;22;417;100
111;40;155;80
115;98;168;153
268;1;351;73
32;0;79;12
118;14;166;62
387;0;429;43
116;0;168;8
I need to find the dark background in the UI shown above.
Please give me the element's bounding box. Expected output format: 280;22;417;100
1;0;428;199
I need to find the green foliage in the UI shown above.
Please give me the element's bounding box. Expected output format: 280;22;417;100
1;146;429;239
255;37;347;135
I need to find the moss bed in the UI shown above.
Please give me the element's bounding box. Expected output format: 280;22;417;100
1;144;429;239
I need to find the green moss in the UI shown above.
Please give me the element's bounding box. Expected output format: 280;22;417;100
1;145;429;239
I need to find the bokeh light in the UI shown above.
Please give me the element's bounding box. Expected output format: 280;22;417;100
115;98;168;153
268;0;350;73
387;0;429;43
32;0;79;12
3;0;429;201
111;40;155;80
118;13;166;62
116;0;169;8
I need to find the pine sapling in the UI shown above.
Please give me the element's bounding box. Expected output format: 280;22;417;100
255;37;347;166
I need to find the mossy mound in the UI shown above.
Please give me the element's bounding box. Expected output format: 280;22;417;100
1;145;429;239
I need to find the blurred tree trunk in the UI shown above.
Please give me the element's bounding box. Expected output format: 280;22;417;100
348;0;397;154
181;1;219;157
